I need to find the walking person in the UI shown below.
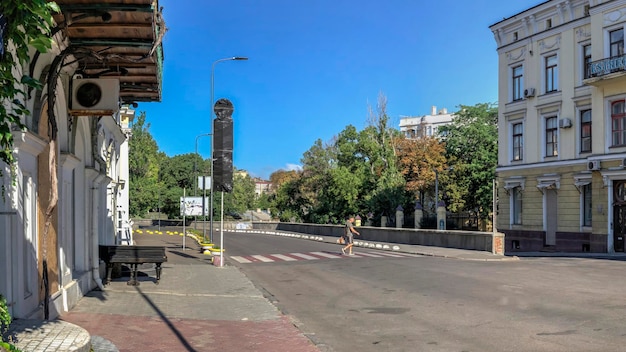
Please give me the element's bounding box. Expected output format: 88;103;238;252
342;215;360;255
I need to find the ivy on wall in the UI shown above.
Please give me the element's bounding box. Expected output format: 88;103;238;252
0;1;59;172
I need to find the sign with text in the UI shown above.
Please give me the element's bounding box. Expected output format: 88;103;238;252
179;197;208;216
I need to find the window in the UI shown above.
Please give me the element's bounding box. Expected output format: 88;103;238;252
610;28;624;57
580;109;592;153
512;122;523;161
512;65;523;101
583;44;591;79
513;32;518;41
545;54;558;92
582;183;592;227
546;19;552;29
612;100;626;147
512;187;522;225
545;116;558;156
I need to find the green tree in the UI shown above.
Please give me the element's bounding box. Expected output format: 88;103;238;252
440;103;498;226
128;112;161;217
222;172;255;216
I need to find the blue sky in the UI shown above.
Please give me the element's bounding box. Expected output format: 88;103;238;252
138;0;541;180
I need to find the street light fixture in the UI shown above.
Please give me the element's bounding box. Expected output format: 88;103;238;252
209;56;248;244
195;133;211;241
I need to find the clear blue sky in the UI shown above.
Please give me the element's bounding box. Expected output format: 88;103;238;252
138;0;541;180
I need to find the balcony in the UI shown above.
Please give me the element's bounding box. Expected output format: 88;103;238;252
584;55;626;86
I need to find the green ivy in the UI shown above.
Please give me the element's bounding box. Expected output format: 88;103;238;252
0;294;21;351
0;1;59;173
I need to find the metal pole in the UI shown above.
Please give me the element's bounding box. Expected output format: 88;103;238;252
219;191;224;267
182;187;186;250
210;56;248;243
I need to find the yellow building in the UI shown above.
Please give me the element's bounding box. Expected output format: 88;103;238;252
490;0;626;253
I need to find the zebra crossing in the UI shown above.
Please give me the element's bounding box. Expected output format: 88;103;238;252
230;250;415;264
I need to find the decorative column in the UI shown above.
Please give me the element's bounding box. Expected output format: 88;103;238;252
414;201;423;229
381;215;387;228
355;215;361;227
395;205;404;228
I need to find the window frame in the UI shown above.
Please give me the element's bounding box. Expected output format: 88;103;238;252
580;109;592;153
544;54;559;93
582;43;591;81
610;28;624;58
582;183;592;227
611;100;626;147
511;187;523;225
545;116;558;157
512;122;524;161
512;65;524;101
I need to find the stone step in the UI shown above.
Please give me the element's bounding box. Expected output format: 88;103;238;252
5;319;91;352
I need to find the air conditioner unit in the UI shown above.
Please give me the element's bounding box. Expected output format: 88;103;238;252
587;160;600;171
71;78;120;114
559;118;572;129
524;88;535;98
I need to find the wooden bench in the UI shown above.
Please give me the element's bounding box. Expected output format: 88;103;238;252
99;245;167;286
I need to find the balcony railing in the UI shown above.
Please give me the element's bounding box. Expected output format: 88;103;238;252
586;55;626;79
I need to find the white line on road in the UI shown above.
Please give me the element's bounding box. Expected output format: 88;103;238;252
230;256;252;263
251;255;275;263
310;251;342;258
269;254;298;261
290;253;319;260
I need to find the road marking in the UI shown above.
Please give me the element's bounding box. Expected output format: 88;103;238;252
251;255;275;263
269;254;298;261
352;252;384;258
310;251;342;258
230;256;252;263
290;253;319;260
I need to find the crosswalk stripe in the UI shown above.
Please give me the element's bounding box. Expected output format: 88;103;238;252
310;251;342;259
230;256;252;263
290;253;319;260
352;252;384;258
269;254;298;261
251;255;275;263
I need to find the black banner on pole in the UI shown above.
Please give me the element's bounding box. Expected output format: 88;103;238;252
213;99;234;192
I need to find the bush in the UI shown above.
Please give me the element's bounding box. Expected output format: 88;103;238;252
1;294;21;351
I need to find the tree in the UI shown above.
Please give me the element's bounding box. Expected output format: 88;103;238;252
440;103;498;226
128;112;161;217
395;136;448;211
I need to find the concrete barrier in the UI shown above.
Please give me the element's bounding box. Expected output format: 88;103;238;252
252;222;505;255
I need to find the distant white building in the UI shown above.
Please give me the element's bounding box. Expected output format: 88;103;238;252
399;106;454;139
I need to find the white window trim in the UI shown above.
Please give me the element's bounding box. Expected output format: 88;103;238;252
536;174;561;193
605;94;626;153
542;51;559;94
575;104;592;157
574;173;593;230
509;119;524;162
541;113;560;160
505;177;525;227
604;24;626;59
510;63;524;102
578;41;591;86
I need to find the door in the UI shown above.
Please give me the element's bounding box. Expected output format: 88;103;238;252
545;189;557;246
613;181;626;252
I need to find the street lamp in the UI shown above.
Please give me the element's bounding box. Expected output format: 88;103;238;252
195;133;211;241
209;56;248;244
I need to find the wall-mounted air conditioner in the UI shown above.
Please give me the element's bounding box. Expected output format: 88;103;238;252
71;78;120;114
587;160;600;171
524;88;535;98
559;118;572;129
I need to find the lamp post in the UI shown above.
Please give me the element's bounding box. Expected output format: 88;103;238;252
209;56;248;243
195;133;211;241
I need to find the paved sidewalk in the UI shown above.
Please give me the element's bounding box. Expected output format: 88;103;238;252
60;232;320;352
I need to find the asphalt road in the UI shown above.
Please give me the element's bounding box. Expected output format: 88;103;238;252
223;230;626;352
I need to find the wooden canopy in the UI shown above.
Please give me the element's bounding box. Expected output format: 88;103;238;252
51;0;165;103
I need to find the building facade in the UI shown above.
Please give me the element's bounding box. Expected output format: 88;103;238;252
491;0;626;253
399;106;454;139
0;1;164;320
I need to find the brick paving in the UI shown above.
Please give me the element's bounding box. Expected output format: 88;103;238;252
59;231;320;352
